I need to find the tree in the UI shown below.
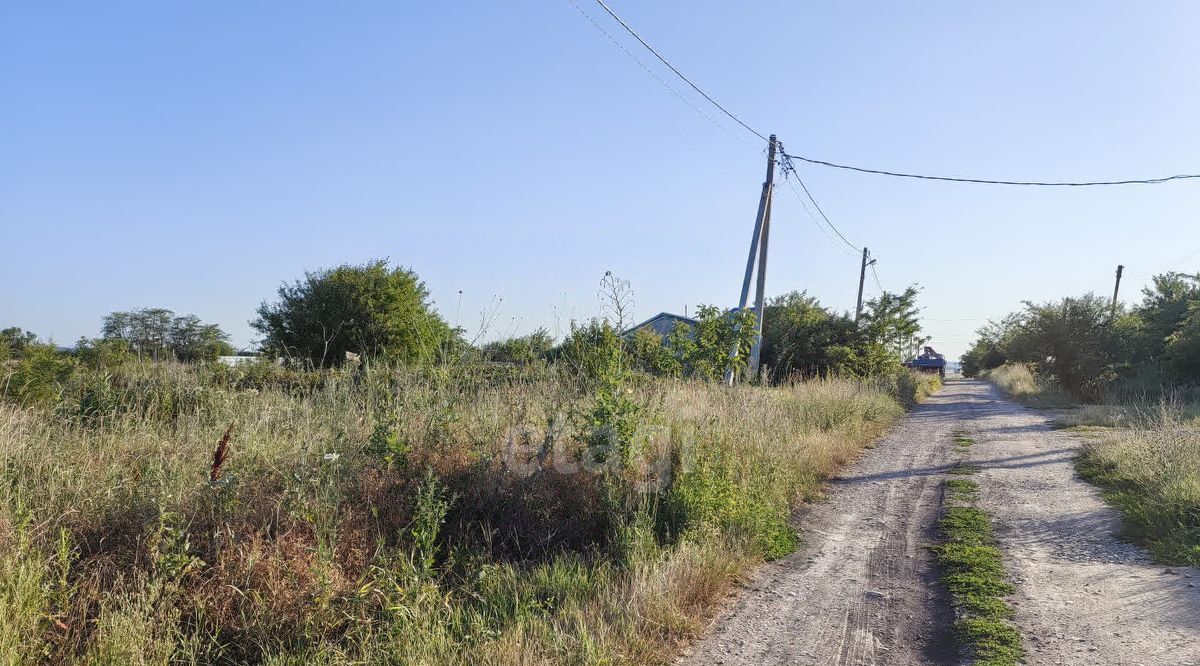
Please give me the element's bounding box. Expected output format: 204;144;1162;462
1164;302;1200;382
1;327;39;361
625;326;680;376
168;315;233;362
676;305;756;382
759;291;860;379
1133;272;1200;368
253;259;455;367
101;308;231;362
861;287;925;361
1014;294;1118;399
481;328;554;364
960;314;1024;377
74;337;132;369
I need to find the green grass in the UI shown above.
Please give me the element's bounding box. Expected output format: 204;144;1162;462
945;478;979;495
933;475;1023;665
1008;379;1200;566
1076;423;1200;567
948;464;981;475
982;363;1075;409
0;360;941;664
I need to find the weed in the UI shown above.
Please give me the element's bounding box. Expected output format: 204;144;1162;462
945;478;979;495
933;482;1022;665
983;363;1075;409
1076;416;1200;566
0;360;916;663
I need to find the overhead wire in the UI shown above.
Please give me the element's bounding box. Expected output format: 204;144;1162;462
782;178;858;256
779;154;861;254
781;152;1200;188
589;0;768;143
566;0;751;148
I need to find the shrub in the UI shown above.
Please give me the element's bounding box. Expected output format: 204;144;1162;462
253;259;456;367
1;344;76;406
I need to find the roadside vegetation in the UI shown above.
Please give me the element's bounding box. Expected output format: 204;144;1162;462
961;270;1200;568
979;363;1073;409
962;271;1200;402
1074;406;1200;566
0;260;938;664
934;434;1023;666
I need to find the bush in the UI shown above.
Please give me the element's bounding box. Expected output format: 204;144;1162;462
1;343;76;406
253;259;456;367
963;271;1200;397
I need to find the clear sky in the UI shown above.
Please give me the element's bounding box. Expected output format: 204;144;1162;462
3;2;1198;360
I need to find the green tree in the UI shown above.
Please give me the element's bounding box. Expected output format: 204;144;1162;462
168;315;233;362
759;291;859;379
1164;303;1200;382
481;328;554;364
74;337;132;369
2;343;75;406
960;314;1024;377
1;327;39;361
101;309;231;362
678;305;756;382
253;259;454;367
625;327;681;376
861;287;925;361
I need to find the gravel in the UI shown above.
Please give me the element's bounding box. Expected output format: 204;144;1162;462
965;380;1200;665
678;379;1200;666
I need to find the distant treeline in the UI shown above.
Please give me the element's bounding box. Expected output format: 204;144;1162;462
3;259;934;406
961;271;1200;400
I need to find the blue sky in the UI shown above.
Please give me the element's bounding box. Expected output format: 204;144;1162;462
3;2;1198;360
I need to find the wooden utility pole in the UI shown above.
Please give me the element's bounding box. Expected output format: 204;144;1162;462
1111;264;1124;316
855;247;875;323
726;134;777;385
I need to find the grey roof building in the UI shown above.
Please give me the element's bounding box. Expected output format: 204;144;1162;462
622;312;697;339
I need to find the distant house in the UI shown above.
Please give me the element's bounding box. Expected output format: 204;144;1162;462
622;312;697;339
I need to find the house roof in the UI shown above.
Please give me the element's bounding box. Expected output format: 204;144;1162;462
622;312;697;338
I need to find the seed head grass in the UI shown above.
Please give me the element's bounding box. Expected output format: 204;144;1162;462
0;361;938;664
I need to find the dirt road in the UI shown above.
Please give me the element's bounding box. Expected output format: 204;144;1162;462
679;379;1200;666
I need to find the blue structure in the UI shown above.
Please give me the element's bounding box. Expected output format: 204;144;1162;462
905;346;946;378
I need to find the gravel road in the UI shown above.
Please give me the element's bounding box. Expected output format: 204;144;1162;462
679;379;1200;666
966;380;1200;666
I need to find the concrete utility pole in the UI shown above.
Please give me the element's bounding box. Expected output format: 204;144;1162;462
747;191;774;375
855;247;876;323
726;134;777;386
1111;264;1125;317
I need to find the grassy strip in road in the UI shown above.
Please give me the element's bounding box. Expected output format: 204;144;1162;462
934;476;1024;665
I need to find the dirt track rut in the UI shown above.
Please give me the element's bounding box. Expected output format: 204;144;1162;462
679;379;1200;666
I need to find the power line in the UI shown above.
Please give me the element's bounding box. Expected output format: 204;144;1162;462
782;177;858;257
870;263;884;293
566;0;750;148
782;152;1200;187
590;0;768;143
779;154;861;254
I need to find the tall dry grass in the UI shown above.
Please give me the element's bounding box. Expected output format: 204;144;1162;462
1075;403;1200;566
982;363;1074;408
984;363;1200;564
0;360;932;664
